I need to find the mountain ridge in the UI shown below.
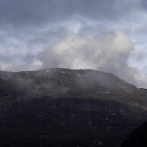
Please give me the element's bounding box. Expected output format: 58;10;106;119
0;68;146;109
0;68;147;147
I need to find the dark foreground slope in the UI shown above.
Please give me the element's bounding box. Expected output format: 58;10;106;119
121;121;147;147
0;68;147;147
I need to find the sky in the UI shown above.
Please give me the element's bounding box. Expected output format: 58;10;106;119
0;0;147;88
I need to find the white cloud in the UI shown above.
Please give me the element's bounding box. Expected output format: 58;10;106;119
0;0;147;88
128;49;147;70
39;31;147;88
0;59;42;72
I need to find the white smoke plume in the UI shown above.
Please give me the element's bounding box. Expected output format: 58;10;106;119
39;31;147;88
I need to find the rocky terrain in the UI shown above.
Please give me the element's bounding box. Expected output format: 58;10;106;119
0;68;147;147
121;121;147;147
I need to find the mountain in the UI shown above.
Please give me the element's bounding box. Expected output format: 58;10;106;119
0;68;147;147
121;121;147;147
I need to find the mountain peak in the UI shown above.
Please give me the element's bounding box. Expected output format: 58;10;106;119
0;68;144;106
0;68;137;98
0;68;147;147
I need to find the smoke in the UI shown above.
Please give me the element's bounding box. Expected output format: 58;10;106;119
39;31;147;88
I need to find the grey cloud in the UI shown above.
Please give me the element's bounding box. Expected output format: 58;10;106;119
26;25;68;49
0;0;144;55
39;32;140;85
128;49;147;73
39;31;147;88
0;0;135;28
141;65;147;74
0;0;147;89
0;58;42;71
0;18;69;72
140;0;147;8
129;49;147;64
131;51;145;61
0;48;39;71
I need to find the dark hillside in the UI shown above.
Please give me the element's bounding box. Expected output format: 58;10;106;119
121;121;147;147
0;68;147;147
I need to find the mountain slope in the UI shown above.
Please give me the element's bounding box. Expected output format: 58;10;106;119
0;68;147;110
0;68;147;147
121;121;147;147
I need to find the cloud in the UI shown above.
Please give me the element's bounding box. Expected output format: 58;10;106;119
39;31;147;88
0;0;124;26
0;46;42;71
0;0;143;30
0;59;42;72
141;65;147;74
128;49;147;71
0;0;147;88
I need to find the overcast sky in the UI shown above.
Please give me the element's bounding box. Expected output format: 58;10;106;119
0;0;147;88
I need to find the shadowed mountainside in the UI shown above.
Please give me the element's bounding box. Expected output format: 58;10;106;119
0;68;147;147
121;121;147;147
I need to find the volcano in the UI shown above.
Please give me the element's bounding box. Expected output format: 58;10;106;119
0;68;147;147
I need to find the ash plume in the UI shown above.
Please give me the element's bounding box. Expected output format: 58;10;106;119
39;31;147;88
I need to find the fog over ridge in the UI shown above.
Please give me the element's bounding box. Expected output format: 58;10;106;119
39;31;147;88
